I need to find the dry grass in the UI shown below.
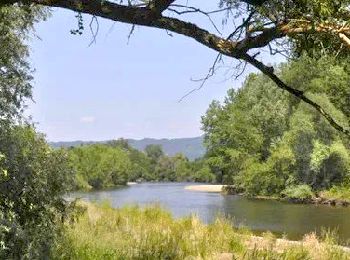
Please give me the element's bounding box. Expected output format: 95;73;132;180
53;201;350;260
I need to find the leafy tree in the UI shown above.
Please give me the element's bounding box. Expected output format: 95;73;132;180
154;153;193;182
68;140;214;186
0;6;47;123
203;56;350;197
128;147;154;181
145;144;164;164
0;126;73;259
191;159;217;183
154;156;176;182
69;144;133;189
0;6;73;258
202;70;289;184
106;138;130;150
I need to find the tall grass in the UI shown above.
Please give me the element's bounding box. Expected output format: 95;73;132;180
53;201;350;260
321;186;350;202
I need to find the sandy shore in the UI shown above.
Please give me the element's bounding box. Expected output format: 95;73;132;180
184;184;224;193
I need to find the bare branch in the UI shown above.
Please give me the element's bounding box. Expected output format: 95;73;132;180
127;24;136;43
167;6;223;35
178;53;222;102
88;15;99;47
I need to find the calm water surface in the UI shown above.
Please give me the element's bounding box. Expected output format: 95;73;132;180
71;183;350;243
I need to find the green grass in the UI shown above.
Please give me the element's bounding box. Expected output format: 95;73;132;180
53;201;350;260
321;186;350;202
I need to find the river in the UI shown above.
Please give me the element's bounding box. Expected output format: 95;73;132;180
70;182;350;244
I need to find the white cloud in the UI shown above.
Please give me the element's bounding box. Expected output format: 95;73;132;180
80;116;95;123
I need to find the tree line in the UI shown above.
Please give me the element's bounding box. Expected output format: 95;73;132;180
68;53;350;200
67;140;215;190
202;56;350;200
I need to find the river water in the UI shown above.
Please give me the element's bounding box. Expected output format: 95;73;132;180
70;182;350;244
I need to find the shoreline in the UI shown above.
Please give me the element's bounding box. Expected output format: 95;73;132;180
73;201;350;258
184;184;350;207
254;195;350;207
184;184;224;192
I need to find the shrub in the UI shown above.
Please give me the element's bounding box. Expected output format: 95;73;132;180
0;126;73;259
281;185;315;201
321;186;350;201
235;160;285;196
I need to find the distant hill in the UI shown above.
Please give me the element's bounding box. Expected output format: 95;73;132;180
50;136;205;160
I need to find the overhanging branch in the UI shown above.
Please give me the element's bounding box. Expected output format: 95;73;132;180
148;0;175;16
240;53;350;136
2;0;350;136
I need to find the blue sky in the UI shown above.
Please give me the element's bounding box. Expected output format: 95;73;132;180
28;3;280;142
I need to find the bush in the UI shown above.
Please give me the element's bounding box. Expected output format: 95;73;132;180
321;186;350;201
281;185;315;201
0;126;73;259
235;160;285;196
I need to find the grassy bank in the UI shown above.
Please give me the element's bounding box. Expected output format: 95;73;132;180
53;202;350;260
221;184;350;206
320;186;350;202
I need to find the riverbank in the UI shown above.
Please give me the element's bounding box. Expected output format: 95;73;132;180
53;201;350;259
185;184;350;207
249;194;350;207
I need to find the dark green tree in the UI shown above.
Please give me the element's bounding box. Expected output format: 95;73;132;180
145;144;165;163
0;6;74;258
0;127;74;259
203;56;350;197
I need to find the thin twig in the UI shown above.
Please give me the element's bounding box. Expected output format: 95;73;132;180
178;53;222;102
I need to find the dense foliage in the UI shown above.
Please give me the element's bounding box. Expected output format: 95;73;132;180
0;5;74;259
0;126;73;259
69;143;132;189
220;0;350;58
0;6;47;123
202;56;350;199
68;141;216;190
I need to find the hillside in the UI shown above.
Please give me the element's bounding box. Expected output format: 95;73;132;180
50;136;205;160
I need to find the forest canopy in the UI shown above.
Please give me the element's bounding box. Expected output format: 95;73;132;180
202;55;350;199
68;141;215;190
